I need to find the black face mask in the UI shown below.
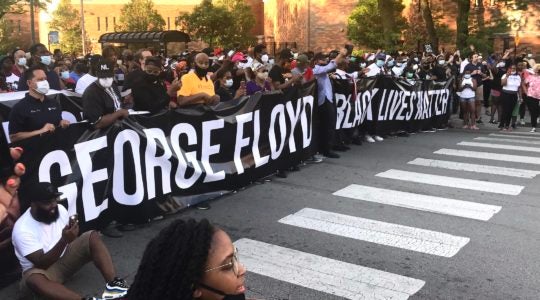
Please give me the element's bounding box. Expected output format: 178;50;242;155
198;283;246;300
145;72;159;83
195;65;208;79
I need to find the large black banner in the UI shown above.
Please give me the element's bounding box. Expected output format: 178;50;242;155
10;84;316;230
333;76;454;135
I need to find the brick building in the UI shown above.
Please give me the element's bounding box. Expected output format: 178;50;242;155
2;4;39;52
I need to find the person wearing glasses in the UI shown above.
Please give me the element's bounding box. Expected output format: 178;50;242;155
131;56;170;114
127;218;247;300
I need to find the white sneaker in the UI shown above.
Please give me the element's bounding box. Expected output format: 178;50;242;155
530;128;536;133
374;135;384;142
520;119;525;126
364;135;375;143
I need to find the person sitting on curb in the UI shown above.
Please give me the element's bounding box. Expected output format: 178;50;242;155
12;182;129;300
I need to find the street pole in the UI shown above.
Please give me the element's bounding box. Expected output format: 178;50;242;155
80;0;86;55
30;0;35;44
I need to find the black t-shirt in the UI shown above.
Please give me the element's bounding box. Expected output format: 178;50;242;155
214;81;234;102
132;79;169;114
432;65;447;81
122;69;145;91
8;93;62;134
464;63;486;86
82;82;122;125
17;68;61;91
268;65;285;85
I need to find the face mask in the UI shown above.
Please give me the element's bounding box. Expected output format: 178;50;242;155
360;63;366;68
17;57;26;66
406;72;414;79
261;54;269;64
40;55;52;66
414;57;419;63
527;54;532;58
464;74;472;79
35;80;49;94
387;61;395;67
412;64;419;71
438;60;445;65
496;62;505;68
396;63;403;67
257;72;268;80
268;58;275;65
99;77;114;88
224;79;233;88
194;65;208;78
293;52;298;60
145;72;159;82
350;57;357;63
426;75;431;80
60;71;70;79
376;60;385;67
117;59;123;66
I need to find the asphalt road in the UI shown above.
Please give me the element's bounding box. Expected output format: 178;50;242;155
2;119;540;300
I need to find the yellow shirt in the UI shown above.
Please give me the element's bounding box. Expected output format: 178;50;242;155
177;72;215;101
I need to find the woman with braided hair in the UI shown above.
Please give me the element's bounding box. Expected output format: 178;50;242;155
127;218;247;300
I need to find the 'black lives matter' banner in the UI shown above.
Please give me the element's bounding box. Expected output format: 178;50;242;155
333;76;454;135
10;84;316;230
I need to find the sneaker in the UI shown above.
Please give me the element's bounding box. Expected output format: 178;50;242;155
364;135;375;143
373;135;384;142
530;128;536;133
520;119;525;126
323;151;340;159
305;155;323;163
476;119;483;124
103;277;129;299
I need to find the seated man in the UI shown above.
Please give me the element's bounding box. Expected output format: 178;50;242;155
8;66;70;143
12;182;128;300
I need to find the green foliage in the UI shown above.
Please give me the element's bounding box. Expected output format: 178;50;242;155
0;18;18;55
347;0;407;51
49;0;89;55
466;11;510;55
404;0;455;51
116;0;165;32
177;0;255;48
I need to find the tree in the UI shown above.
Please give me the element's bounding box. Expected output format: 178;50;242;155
420;0;438;51
177;0;255;48
0;18;18;55
116;0;165;32
0;0;24;19
347;0;407;51
49;0;89;55
404;0;453;52
455;0;471;50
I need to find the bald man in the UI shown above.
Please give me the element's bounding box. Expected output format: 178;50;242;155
177;53;220;107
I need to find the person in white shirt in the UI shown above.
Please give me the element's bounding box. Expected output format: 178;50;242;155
499;64;522;131
12;182;128;300
459;69;478;129
75;55;100;95
365;53;386;77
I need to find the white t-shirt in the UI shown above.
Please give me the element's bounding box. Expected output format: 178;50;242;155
502;73;522;92
365;63;382;77
12;205;69;272
75;74;97;95
6;73;20;91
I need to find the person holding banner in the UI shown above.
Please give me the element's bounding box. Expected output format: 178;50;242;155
8;67;70;142
177;53;220;107
459;69;479;130
127;219;247;300
499;64;522;131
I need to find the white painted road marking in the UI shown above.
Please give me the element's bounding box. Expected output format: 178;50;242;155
279;208;470;257
376;169;524;195
408;157;540;178
489;133;540;140
333;184;501;221
475;137;540;145
458;141;540;153
235;238;426;300
434;148;540;165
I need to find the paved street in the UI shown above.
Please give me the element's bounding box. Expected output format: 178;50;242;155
3;120;540;299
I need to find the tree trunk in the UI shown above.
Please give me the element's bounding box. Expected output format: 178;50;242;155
420;0;438;52
476;0;485;32
456;0;470;50
378;0;397;49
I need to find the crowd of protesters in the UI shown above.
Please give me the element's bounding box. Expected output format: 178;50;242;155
0;41;539;299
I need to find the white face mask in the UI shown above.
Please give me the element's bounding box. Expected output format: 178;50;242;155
99;77;114;88
35;80;50;95
261;54;269;64
360;63;366;68
412;64;419;71
527;54;532;58
224;79;233;88
61;71;70;79
40;55;52;66
17;57;27;66
438;60;445;65
117;59;123;66
268;58;275;65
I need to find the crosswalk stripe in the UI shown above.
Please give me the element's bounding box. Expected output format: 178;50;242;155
489;133;540;140
434;148;540;165
333;184;501;221
376;169;524;195
408;157;540;178
475;137;540;145
279;208;470;257
235;238;426;299
458;141;540;153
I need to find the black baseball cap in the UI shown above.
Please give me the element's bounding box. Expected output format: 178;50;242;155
21;182;63;203
95;58;114;78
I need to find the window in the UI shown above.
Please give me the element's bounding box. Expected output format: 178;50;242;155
97;17;100;31
105;17;108;31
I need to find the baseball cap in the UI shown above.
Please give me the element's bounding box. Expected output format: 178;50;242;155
95;58;114;78
21;182;63;203
376;53;386;61
296;54;309;64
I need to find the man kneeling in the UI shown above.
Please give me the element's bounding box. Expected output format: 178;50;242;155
12;183;128;300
